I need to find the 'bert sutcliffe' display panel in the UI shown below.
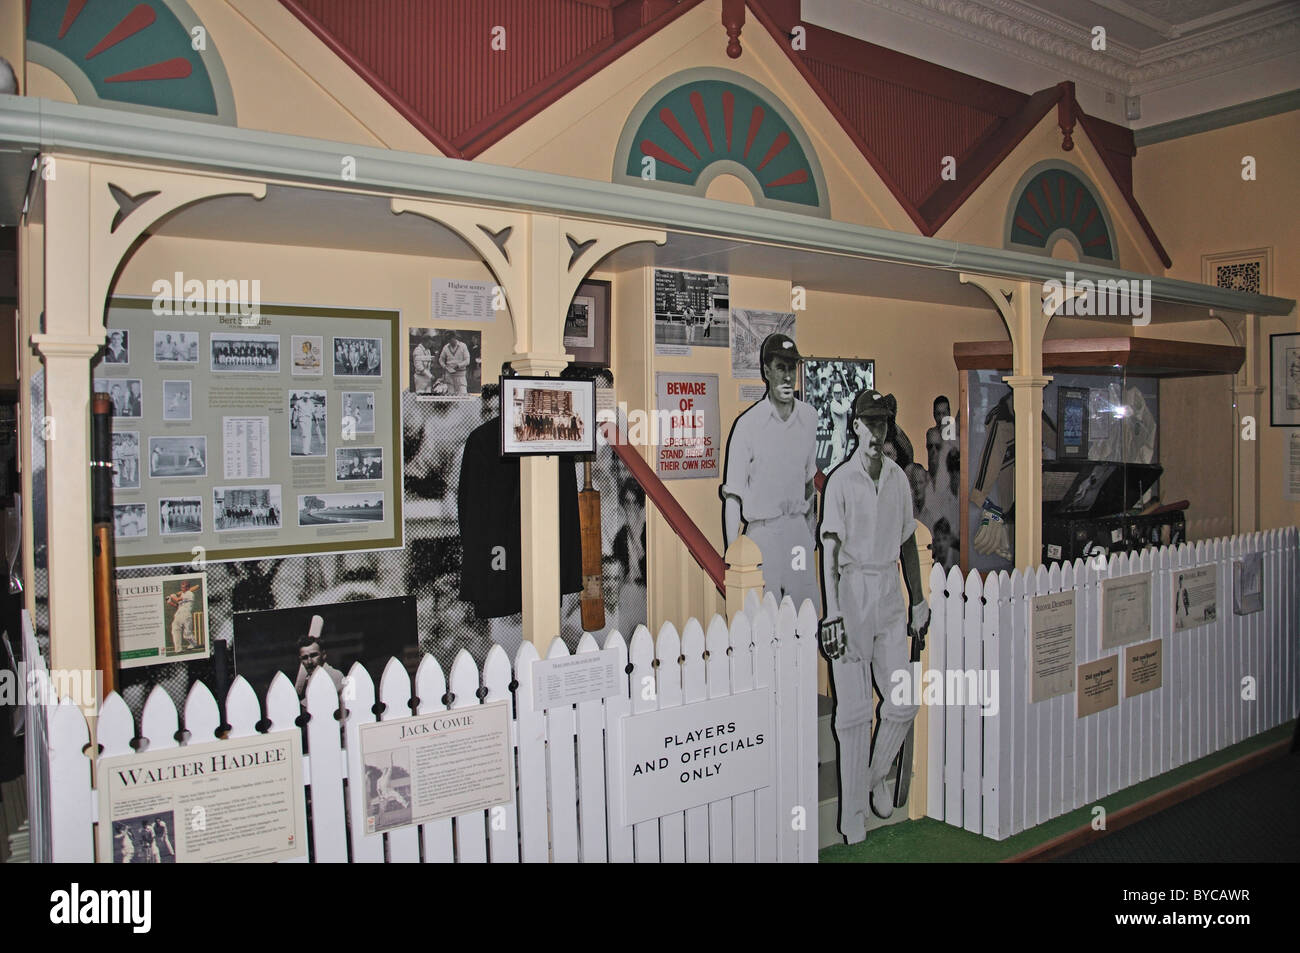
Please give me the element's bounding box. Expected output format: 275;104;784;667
97;298;402;566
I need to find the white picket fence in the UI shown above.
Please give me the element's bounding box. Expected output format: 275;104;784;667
24;591;819;863
927;528;1299;840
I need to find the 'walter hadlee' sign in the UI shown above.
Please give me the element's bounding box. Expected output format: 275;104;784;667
621;689;773;825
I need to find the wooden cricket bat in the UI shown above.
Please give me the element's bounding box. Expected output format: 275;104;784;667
578;460;604;632
91;392;120;697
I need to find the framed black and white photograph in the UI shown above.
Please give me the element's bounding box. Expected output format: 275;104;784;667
1270;332;1300;427
291;334;324;376
158;496;203;536
500;376;596;456
104;329;130;364
111;431;140;490
149;436;208;479
336;447;383;481
288;390;328;457
162;380;192;422
213;485;283;532
96;378;143;419
297;492;385;526
566;278;612;366
799;357;875;474
112;503;147;540
333;336;383;377
154;331;199;363
409;327;481;398
341;392;375;434
211;332;280;373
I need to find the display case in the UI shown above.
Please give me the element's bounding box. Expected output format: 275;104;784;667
954;337;1245;574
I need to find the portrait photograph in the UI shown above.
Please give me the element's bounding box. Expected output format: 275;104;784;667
334;336;383;377
211;332;280;373
162;380;192;422
410;328;479;398
288;390;328;457
111;431;141;490
292;334;325;376
112;503;147;540
336;447;383;481
148;435;208;479
154;331;199;363
104;329;130;364
96;378;143;419
341;391;376;434
500;376;596;456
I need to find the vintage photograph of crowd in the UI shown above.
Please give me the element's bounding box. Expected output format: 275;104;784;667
211;332;281;372
334;336;383;377
158;496;203;536
213;485;284;532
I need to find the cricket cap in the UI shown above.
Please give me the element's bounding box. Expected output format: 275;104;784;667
760;333;801;364
853;389;892;420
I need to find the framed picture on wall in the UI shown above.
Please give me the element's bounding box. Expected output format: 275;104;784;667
1270;333;1300;427
1057;386;1090;458
798;357;875;474
500;376;597;456
564;279;611;368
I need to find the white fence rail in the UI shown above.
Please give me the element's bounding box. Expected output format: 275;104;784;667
927;528;1299;840
25;592;819;862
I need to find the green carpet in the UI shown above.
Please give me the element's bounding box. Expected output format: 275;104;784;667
819;722;1295;863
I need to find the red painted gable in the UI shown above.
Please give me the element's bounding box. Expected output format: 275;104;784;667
281;0;1167;264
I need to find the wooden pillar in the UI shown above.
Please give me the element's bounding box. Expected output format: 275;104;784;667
724;535;764;620
960;274;1053;569
1227;312;1262;534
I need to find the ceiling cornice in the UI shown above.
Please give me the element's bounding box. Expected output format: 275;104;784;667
852;0;1300;96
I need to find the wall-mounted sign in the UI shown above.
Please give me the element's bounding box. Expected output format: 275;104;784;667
1172;565;1217;632
621;690;773;826
654;373;720;480
1030;592;1076;703
1124;638;1163;698
98;730;307;863
1100;572;1152;650
1077;654;1119;718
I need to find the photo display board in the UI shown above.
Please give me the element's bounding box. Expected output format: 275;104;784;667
100;298;402;567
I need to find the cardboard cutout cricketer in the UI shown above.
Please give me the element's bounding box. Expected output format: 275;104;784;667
721;333;820;611
819;388;930;843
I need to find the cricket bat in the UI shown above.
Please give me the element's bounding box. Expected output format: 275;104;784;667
578;461;604;632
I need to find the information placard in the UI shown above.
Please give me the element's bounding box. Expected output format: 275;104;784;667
531;649;623;712
1077;654;1119;717
654;372;720;480
1172;565;1217;631
621;690;773;825
97;730;307;863
98;298;402;565
1100;572;1152;650
1124;638;1163;698
356;702;512;835
1030;592;1076;703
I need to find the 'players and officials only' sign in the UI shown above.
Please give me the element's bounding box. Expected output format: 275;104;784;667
621;689;774;825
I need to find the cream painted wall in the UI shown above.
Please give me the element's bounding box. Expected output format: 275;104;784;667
25;62;75;104
939;113;1166;277
479;0;916;233
111;235;513;387
1134;110;1300;532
